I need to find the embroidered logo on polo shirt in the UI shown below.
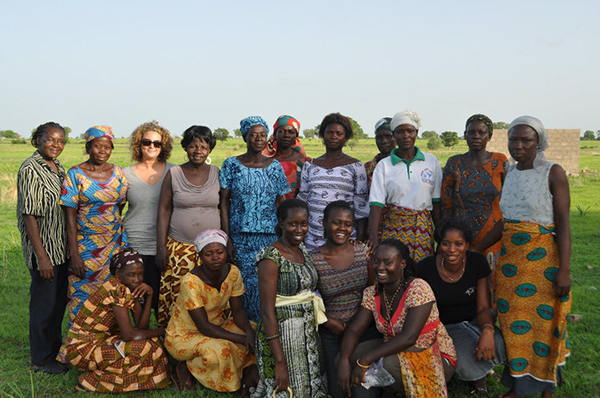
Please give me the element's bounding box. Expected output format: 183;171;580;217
420;168;434;185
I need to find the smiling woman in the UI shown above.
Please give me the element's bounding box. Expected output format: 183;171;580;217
60;125;129;323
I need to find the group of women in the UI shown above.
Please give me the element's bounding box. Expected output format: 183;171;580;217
17;110;572;398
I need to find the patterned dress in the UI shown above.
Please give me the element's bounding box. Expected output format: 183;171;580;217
60;165;128;322
362;279;456;398
220;157;290;322
497;162;571;396
253;245;327;398
57;278;169;393
297;161;369;250
165;266;256;392
278;158;308;199
442;152;508;258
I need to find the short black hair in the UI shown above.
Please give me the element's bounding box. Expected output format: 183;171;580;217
318;113;354;140
30;122;65;147
323;200;353;223
181;125;216;150
435;217;473;244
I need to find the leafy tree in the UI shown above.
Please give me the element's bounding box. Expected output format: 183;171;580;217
421;130;438;140
597;130;600;140
0;130;19;138
233;128;242;138
492;121;509;130
64;126;72;143
303;128;316;139
582;130;596;140
213;128;229;142
440;131;459;149
427;137;442;150
315;116;367;140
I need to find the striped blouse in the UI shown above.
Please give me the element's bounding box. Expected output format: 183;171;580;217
311;242;370;323
17;150;68;270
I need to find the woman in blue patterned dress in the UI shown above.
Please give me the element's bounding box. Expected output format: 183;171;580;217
61;126;129;323
219;116;290;322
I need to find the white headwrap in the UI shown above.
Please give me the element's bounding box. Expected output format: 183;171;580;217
390;110;421;132
508;115;549;168
194;229;228;253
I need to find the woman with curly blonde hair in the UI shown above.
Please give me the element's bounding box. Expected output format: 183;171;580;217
123;121;174;318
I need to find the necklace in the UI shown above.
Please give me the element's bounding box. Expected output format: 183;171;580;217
382;282;404;323
440;256;466;282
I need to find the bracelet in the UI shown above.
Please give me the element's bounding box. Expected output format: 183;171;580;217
356;358;371;369
482;323;495;331
265;333;280;342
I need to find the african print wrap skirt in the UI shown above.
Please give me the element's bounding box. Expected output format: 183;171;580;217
397;344;448;398
382;204;434;263
496;220;571;386
157;236;198;327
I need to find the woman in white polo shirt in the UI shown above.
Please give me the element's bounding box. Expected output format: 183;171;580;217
368;110;442;262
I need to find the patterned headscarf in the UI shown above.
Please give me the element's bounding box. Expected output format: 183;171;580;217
110;248;143;275
84;125;114;143
465;114;493;134
374;117;392;134
508;115;549;168
240;116;269;138
263;115;307;158
390;110;421;131
194;229;228;253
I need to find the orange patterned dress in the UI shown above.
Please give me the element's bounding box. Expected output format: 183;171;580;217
165;266;256;392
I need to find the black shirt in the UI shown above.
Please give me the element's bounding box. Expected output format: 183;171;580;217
417;251;491;325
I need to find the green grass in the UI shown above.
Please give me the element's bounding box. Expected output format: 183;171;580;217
1;138;599;397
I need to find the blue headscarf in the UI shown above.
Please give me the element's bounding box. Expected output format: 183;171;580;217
240;116;269;138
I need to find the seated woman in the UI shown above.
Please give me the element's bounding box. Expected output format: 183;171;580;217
310;200;377;398
338;239;456;398
417;218;507;396
254;198;328;397
165;229;258;394
57;249;169;393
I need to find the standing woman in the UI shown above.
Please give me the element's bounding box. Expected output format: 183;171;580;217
254;199;328;397
442;114;508;259
17;122;69;374
368;110;442;263
297;112;369;251
156;125;221;327
220;116;290;322
123;121;174;317
61;126;128;323
262;114;308;199
495;116;571;398
364;117;394;189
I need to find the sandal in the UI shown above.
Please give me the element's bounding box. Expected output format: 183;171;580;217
470;387;489;396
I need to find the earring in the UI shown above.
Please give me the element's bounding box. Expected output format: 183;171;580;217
206;156;212;165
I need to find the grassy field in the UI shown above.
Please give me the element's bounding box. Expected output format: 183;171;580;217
1;138;599;397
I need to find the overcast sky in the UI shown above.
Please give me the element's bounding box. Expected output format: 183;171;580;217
1;0;598;138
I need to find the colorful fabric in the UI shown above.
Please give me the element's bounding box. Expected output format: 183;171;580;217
157;236;197;327
194;229;228;253
253;244;327;398
84;125;114;143
390;110;421;131
397;344;448;398
165;267;256;392
233;232;278;322
60;165;128;322
382;204;434;263
262;137;308;159
273;115;300;135
362;279;455;361
240;116;269;137
465;114;493;133
496;220;571;389
442;152;508;257
58;278;169;393
278;158;308;199
17;150;68;270
110;248;142;272
374;117;392;134
220;157;290;234
311;242;371;323
297;161;369;250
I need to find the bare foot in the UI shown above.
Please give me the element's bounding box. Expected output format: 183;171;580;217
242;365;259;396
471;377;488;396
176;362;195;391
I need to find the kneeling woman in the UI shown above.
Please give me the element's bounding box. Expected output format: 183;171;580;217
165;229;257;393
417;218;506;396
338;240;456;398
58;249;169;393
